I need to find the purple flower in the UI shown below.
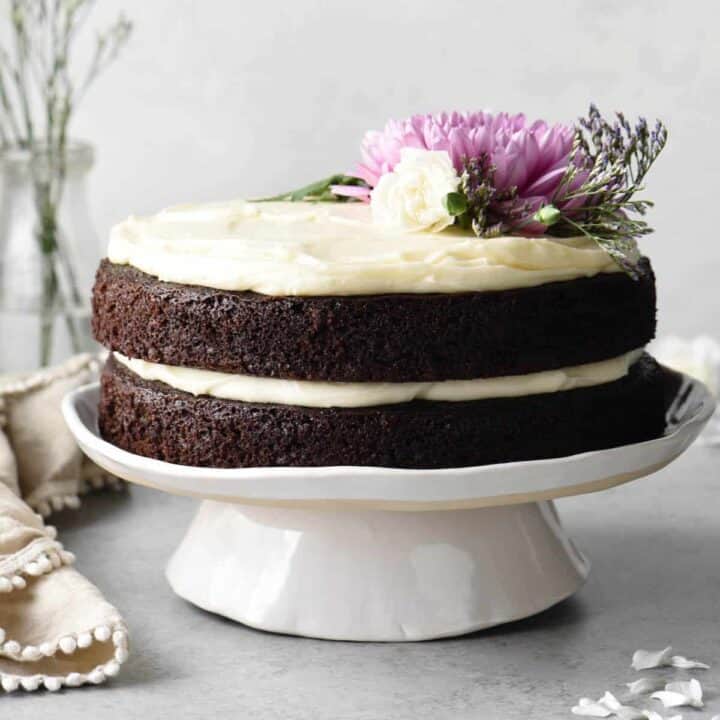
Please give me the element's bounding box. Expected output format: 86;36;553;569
344;111;585;234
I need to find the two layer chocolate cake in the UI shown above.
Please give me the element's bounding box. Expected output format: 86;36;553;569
93;198;666;469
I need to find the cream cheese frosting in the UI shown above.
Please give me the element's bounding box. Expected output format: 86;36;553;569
107;200;622;296
114;350;643;409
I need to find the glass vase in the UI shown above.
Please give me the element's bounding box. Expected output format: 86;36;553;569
0;141;99;373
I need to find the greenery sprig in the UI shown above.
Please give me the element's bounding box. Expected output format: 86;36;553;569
533;105;668;278
256;174;369;203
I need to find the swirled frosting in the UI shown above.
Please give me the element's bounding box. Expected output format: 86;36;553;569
115;350;642;409
107;200;621;296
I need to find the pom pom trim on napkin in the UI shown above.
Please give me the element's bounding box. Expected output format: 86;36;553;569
1;352;129;692
0;526;129;692
30;461;124;519
0;525;73;593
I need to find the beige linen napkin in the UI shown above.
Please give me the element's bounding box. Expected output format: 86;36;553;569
0;354;128;693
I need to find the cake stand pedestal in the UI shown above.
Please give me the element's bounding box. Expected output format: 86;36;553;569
63;376;714;641
166;500;587;641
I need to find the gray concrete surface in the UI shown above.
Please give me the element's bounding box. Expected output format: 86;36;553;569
6;444;719;718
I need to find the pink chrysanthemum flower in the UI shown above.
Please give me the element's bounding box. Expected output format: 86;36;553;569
337;111;585;234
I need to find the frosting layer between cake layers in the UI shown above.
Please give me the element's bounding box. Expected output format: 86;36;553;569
107;200;621;296
114;350;643;408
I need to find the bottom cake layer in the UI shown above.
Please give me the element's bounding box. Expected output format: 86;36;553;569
98;354;674;469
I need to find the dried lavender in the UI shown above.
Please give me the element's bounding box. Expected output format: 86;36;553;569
536;105;668;278
459;154;533;237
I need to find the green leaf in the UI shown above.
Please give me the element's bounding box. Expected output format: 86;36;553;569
443;191;468;217
254;174;369;203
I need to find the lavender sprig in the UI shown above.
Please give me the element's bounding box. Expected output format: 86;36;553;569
536;105;668;278
459;154;533;237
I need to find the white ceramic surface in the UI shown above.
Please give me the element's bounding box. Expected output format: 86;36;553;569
165;500;589;641
62;376;714;511
62;374;714;641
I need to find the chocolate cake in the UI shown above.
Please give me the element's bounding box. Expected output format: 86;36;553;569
92;198;668;469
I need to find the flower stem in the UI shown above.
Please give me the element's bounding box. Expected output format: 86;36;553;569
39;246;57;366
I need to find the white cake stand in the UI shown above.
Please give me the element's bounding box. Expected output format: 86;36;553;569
62;375;714;641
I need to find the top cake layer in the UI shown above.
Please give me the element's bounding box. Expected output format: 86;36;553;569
107;200;621;296
92;258;656;382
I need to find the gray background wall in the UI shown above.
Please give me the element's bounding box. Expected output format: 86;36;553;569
75;0;720;335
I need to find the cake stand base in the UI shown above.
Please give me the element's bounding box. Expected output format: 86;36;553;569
165;500;589;641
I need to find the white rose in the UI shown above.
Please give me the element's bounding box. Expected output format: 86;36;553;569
371;148;460;232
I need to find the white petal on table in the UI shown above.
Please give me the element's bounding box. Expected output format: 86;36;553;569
600;692;623;711
651;679;704;709
572;692;643;719
670;655;710;670
666;680;702;707
643;713;683;720
600;691;645;719
627;678;665;695
632;647;674;670
651;693;690;710
572;698;613;717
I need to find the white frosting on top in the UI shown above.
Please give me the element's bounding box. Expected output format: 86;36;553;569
107;200;621;296
115;350;643;409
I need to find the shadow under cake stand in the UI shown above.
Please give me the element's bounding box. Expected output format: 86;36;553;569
63;376;714;642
